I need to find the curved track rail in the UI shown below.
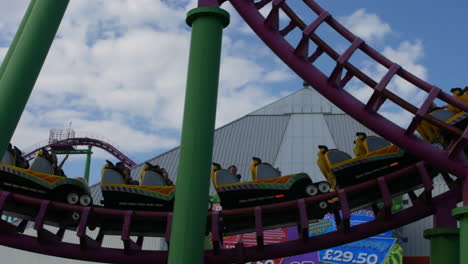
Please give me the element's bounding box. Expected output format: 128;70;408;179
24;137;137;168
224;0;468;178
0;0;466;263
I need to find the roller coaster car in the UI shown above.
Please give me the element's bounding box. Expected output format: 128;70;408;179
100;161;175;211
0;149;92;207
212;158;331;235
211;158;331;210
317;134;437;209
417;88;468;145
98;162;213;237
0;149;91;227
1;144;29;168
1;145;15;166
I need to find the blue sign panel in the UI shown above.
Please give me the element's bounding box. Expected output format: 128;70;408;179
319;237;396;264
307;210;396;264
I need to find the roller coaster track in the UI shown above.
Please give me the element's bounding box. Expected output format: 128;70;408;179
0;161;462;263
24;137;137;168
222;0;468;178
0;0;466;263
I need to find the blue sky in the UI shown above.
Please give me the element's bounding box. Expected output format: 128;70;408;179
320;0;468;88
0;0;467;184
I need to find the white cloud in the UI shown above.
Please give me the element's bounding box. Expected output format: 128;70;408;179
216;85;279;127
380;110;413;129
0;0;292;165
0;0;29;41
338;9;428;129
264;70;293;83
383;40;426;79
348;40;428;128
340;9;392;43
375;40;427;103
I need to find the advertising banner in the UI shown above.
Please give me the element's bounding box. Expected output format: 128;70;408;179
210;192;402;264
282;210;402;264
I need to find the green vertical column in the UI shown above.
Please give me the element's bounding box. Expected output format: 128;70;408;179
168;6;229;264
0;0;70;157
423;197;459;264
453;207;468;263
423;228;459;264
84;146;92;182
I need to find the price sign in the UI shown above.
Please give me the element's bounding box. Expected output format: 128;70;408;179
283;210;399;264
321;249;381;264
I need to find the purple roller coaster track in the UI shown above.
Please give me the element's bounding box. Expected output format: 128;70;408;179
0;0;466;263
24;137;137;168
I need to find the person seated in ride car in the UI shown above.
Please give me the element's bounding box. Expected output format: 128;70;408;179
123;167;139;185
160;168;174;186
116;162;139;185
50;153;68;177
227;165;241;180
13;146;29;169
447;88;468;113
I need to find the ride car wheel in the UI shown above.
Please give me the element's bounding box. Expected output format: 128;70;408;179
318;201;328;209
79;194;92;206
71;212;80;221
305;184;318;196
66;193;79;204
318;182;331;193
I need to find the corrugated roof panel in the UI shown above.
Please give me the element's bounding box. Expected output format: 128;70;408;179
211;115;291;193
323;114;377;153
90;184;103;206
274;114;336;183
251;88;344;116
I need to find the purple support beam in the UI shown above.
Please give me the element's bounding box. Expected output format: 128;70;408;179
264;2;281;31
211;211;222;251
337;190;350;232
329;38;364;86
297;199;309;240
280;21;296;37
165;213;173;246
255;206;264;248
198;0;221;7
364;64;400;113
377;177;392;218
406;86;441;135
434;194;458;228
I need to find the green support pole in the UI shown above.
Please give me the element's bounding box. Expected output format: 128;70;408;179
423;228;459;264
167;6;229;264
84;146;92;182
0;0;69;157
453;207;468;264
